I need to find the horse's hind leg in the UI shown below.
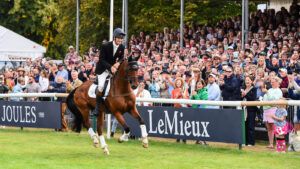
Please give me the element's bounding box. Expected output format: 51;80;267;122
97;110;109;155
77;105;99;148
114;112;131;143
130;107;149;148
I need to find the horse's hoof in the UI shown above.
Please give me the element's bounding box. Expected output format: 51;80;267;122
142;143;149;148
118;135;129;143
92;135;99;148
142;137;149;148
94;142;100;148
103;146;110;155
118;138;124;143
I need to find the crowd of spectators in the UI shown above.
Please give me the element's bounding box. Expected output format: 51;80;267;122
1;2;300;148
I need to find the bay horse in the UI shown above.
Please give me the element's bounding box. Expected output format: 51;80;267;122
66;56;148;155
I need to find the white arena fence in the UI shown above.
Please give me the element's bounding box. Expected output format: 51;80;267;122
1;93;300;106
1;93;300;139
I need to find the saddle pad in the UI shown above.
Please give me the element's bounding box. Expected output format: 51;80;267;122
88;84;97;98
88;81;111;98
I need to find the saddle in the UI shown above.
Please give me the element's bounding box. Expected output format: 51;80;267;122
88;75;111;99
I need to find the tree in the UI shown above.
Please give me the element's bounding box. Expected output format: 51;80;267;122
0;0;60;58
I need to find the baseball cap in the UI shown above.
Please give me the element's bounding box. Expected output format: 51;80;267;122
232;59;239;63
279;68;287;73
221;61;228;65
227;46;234;50
208;73;217;79
259;51;267;56
58;63;64;67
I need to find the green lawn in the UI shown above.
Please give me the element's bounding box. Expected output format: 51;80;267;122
0;128;299;169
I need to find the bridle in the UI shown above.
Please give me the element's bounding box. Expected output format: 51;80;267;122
113;59;139;82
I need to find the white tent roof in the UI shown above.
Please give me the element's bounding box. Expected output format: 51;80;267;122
0;25;46;61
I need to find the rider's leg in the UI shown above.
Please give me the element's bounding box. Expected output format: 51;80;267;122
94;72;109;116
94;95;104;116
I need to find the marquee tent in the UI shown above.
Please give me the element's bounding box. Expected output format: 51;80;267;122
0;25;46;62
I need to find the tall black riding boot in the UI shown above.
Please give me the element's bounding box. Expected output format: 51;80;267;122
94;95;103;116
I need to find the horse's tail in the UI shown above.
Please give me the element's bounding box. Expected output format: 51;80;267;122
66;88;83;133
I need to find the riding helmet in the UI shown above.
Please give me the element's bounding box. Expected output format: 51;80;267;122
113;28;126;39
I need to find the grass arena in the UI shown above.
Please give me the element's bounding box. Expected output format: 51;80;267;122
0;127;299;169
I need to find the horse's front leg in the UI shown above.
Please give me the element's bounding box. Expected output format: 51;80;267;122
97;110;109;155
130;107;149;148
114;112;131;142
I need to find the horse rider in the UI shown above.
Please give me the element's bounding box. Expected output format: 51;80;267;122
94;28;126;115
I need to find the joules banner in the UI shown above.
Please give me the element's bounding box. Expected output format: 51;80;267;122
124;107;245;144
0;101;61;129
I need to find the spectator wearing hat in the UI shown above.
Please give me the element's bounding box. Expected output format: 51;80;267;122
16;67;27;85
64;45;80;65
207;73;221;109
56;63;68;82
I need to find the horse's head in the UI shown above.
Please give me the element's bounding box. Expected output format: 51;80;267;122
126;56;140;89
